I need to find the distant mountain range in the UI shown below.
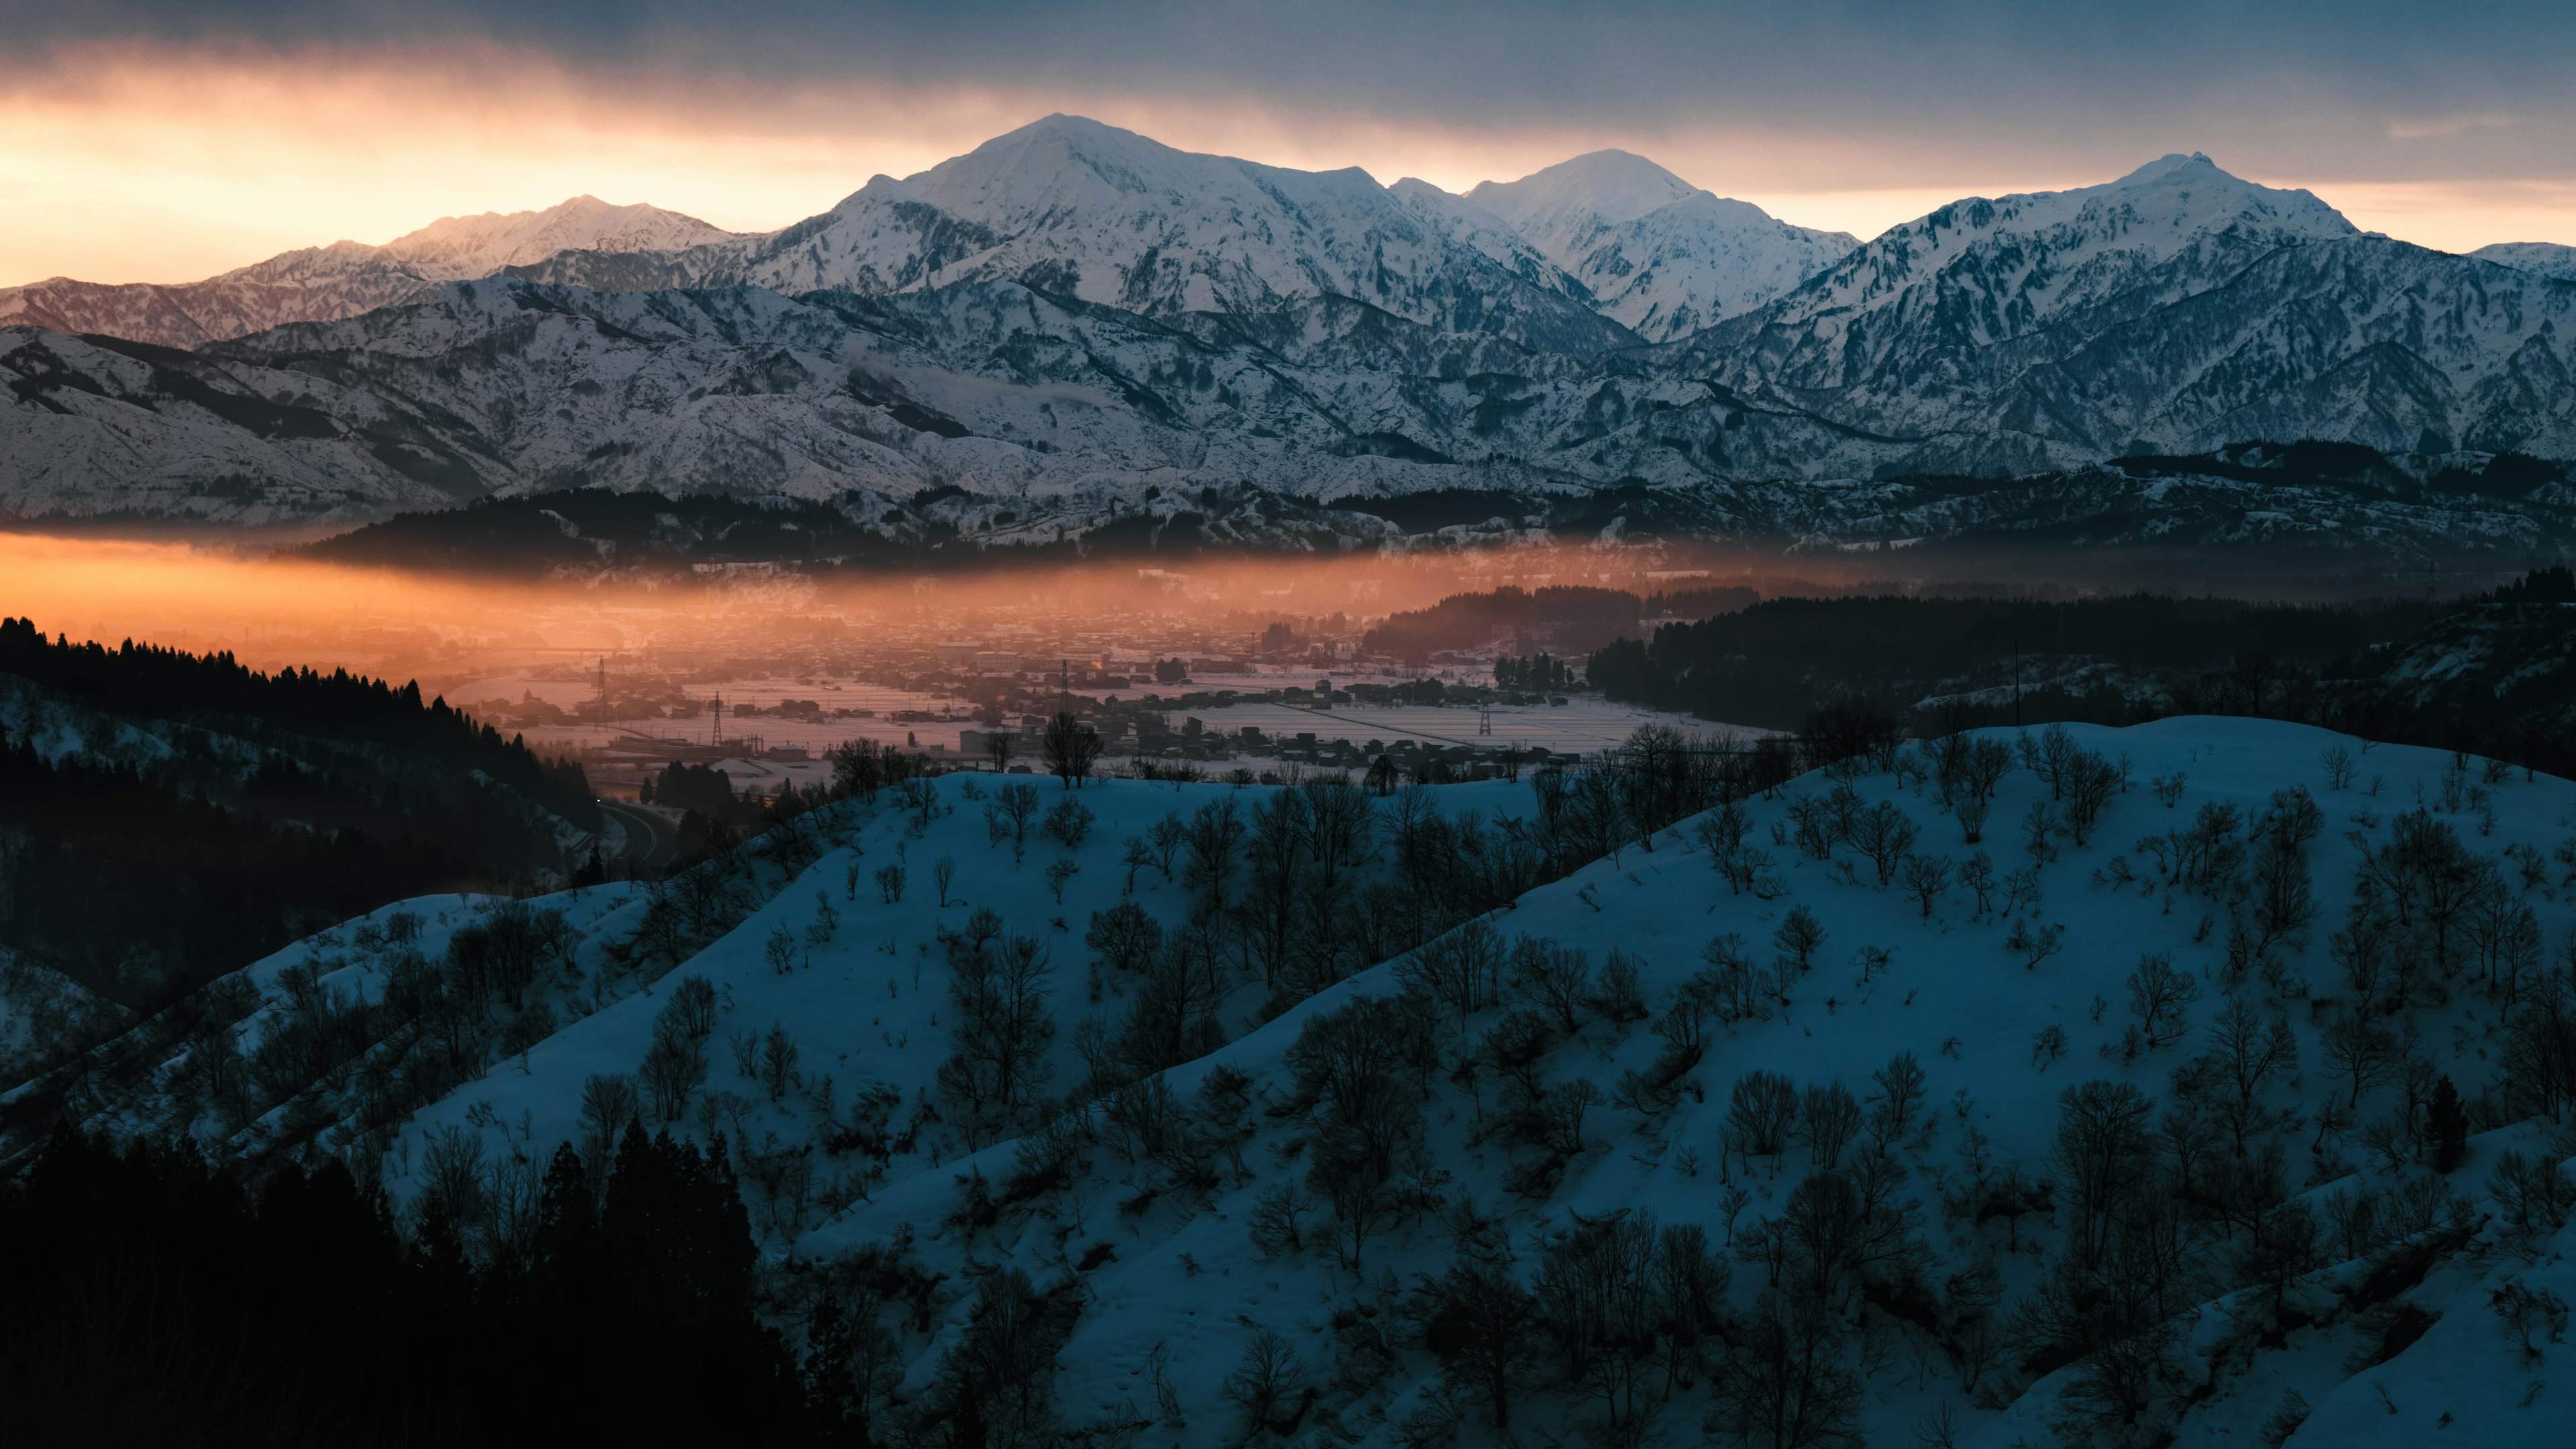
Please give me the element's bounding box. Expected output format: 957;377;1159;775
0;197;737;350
2;115;2573;549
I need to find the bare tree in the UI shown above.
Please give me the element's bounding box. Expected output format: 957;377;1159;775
1795;1081;1862;1167
1085;902;1163;975
1185;796;1245;907
2188;998;2300;1158
1430;1260;1540;1429
1044;856;1081;904
1397;919;1508;1032
1511;934;1591;1034
1717;1290;1864;1449
932;855;957;908
1774;906;1828;975
2125;951;2200;1050
1042;711;1104;788
938;918;1057;1142
994;783;1041;862
2051;1079;2157;1269
2321;740;2357;792
1301;777;1376;899
1727;1069;1801;1171
1850;801;1920;885
1148;811;1187;879
1900;852;1955;917
1042;796;1095;850
1223;1328;1307;1434
1118;836;1155;896
2320;1009;2400;1109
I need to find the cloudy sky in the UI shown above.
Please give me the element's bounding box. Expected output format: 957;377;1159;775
5;0;2572;286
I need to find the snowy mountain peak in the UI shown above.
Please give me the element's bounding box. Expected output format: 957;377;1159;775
1457;150;1858;340
1906;152;2357;253
0;195;739;350
1467;148;1702;230
371;195;740;278
2470;241;2576;281
623;113;1637;353
1737;151;2366;374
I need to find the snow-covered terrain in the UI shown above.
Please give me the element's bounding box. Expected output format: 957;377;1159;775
518;115;1635;358
1466;150;1860;340
2472;243;2576;283
25;718;2576;1446
0;197;737;350
5;122;2575;533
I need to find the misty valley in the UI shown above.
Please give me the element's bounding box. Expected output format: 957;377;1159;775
3;535;2575;1448
6;52;2576;1449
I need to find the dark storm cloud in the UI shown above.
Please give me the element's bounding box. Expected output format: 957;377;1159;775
9;1;2573;180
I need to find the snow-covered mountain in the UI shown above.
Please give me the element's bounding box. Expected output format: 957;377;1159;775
0;196;737;350
5;136;2576;533
1666;153;2576;470
21;716;2576;1446
2472;241;2576;282
519;115;1638;356
1466;150;1859;340
5;248;2574;547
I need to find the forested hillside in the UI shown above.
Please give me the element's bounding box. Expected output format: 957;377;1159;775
0;619;600;1094
11;709;2575;1446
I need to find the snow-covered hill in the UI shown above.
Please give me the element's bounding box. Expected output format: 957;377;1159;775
0;197;737;350
1466;150;1860;340
2471;242;2576;282
23;718;2576;1446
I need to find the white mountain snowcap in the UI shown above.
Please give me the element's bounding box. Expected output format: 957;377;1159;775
1458;149;1861;339
0;196;739;349
659;113;1634;354
2471;241;2576;282
1746;151;2360;350
1466;149;1705;231
360;195;740;278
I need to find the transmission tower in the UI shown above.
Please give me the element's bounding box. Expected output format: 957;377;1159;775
1478;701;1493;736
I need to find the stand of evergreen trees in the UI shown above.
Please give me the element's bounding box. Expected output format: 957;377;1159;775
0;619;601;1016
0;618;594;826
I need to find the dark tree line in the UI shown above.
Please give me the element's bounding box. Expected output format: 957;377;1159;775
1362;586;1643;664
0;617;595;825
1587;592;2434;731
0;731;482;1013
0;1124;823;1447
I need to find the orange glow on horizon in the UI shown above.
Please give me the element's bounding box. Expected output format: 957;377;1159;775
3;41;2567;290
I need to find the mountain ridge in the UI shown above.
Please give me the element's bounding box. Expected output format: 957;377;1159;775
5;124;2575;537
0;195;738;350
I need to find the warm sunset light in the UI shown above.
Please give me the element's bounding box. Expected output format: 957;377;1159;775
7;6;2575;1444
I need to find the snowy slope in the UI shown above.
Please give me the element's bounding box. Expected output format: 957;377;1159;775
0;197;737;350
521;115;1638;357
1670;154;2576;468
7;136;2576;526
1468;150;1860;340
9;259;2576;538
2471;242;2576;282
31;718;2576;1446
